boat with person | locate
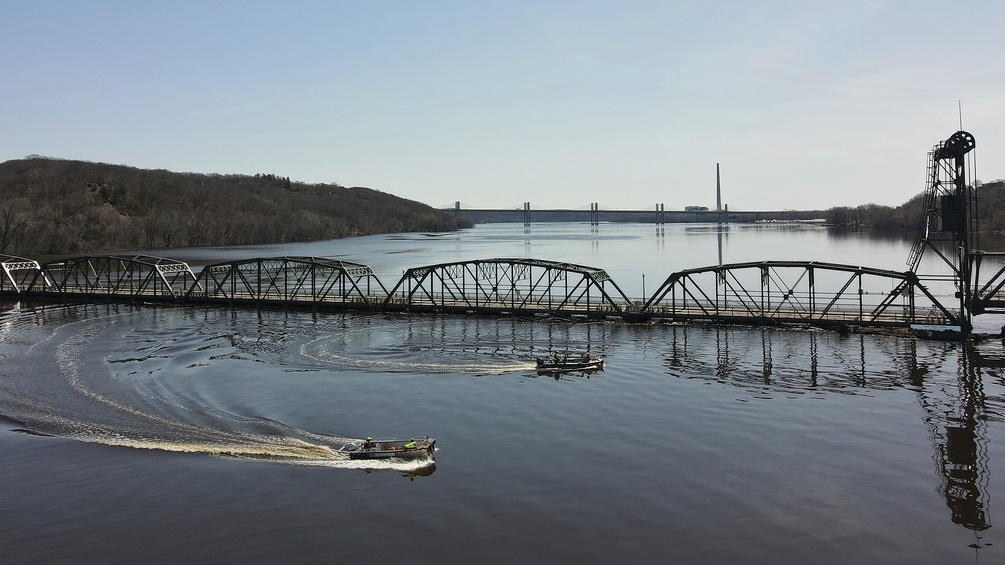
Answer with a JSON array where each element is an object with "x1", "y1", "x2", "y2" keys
[
  {"x1": 343, "y1": 436, "x2": 436, "y2": 460},
  {"x1": 535, "y1": 353, "x2": 605, "y2": 373}
]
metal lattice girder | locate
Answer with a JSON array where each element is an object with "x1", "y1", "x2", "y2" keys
[
  {"x1": 0, "y1": 254, "x2": 47, "y2": 294},
  {"x1": 970, "y1": 251, "x2": 1005, "y2": 314},
  {"x1": 643, "y1": 260, "x2": 959, "y2": 327},
  {"x1": 384, "y1": 257, "x2": 630, "y2": 314},
  {"x1": 189, "y1": 256, "x2": 388, "y2": 306},
  {"x1": 34, "y1": 255, "x2": 197, "y2": 299}
]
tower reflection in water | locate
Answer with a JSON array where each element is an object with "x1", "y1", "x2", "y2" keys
[{"x1": 663, "y1": 325, "x2": 996, "y2": 533}]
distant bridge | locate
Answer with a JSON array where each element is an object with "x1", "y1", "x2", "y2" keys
[
  {"x1": 0, "y1": 254, "x2": 974, "y2": 332},
  {"x1": 444, "y1": 207, "x2": 825, "y2": 225}
]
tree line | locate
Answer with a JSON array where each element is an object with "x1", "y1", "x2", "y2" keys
[
  {"x1": 822, "y1": 179, "x2": 1005, "y2": 233},
  {"x1": 0, "y1": 156, "x2": 471, "y2": 257}
]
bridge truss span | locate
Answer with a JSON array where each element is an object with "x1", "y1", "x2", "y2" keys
[
  {"x1": 0, "y1": 255, "x2": 48, "y2": 294},
  {"x1": 643, "y1": 261, "x2": 961, "y2": 328},
  {"x1": 188, "y1": 256, "x2": 389, "y2": 309},
  {"x1": 384, "y1": 258, "x2": 631, "y2": 317},
  {"x1": 33, "y1": 255, "x2": 198, "y2": 300}
]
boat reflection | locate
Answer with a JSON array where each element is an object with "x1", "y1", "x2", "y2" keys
[
  {"x1": 400, "y1": 463, "x2": 437, "y2": 481},
  {"x1": 359, "y1": 462, "x2": 437, "y2": 481}
]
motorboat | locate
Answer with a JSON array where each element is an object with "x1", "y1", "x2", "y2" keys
[
  {"x1": 536, "y1": 354, "x2": 605, "y2": 373},
  {"x1": 343, "y1": 436, "x2": 436, "y2": 460}
]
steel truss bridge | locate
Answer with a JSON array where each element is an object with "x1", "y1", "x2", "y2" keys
[
  {"x1": 383, "y1": 258, "x2": 630, "y2": 316},
  {"x1": 0, "y1": 254, "x2": 965, "y2": 331},
  {"x1": 15, "y1": 255, "x2": 198, "y2": 300},
  {"x1": 187, "y1": 256, "x2": 388, "y2": 310},
  {"x1": 643, "y1": 261, "x2": 959, "y2": 328},
  {"x1": 2, "y1": 130, "x2": 1001, "y2": 335},
  {"x1": 0, "y1": 255, "x2": 45, "y2": 295}
]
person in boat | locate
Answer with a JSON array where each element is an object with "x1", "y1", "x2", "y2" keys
[
  {"x1": 404, "y1": 439, "x2": 417, "y2": 450},
  {"x1": 362, "y1": 437, "x2": 374, "y2": 450}
]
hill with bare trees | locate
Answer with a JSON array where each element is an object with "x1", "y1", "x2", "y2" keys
[
  {"x1": 0, "y1": 156, "x2": 470, "y2": 256},
  {"x1": 824, "y1": 179, "x2": 1005, "y2": 233}
]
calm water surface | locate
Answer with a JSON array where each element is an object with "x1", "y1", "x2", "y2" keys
[{"x1": 3, "y1": 223, "x2": 1005, "y2": 564}]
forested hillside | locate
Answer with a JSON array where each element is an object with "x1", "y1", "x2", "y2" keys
[
  {"x1": 0, "y1": 157, "x2": 470, "y2": 256},
  {"x1": 824, "y1": 180, "x2": 1005, "y2": 233}
]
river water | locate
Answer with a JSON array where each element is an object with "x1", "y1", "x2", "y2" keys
[{"x1": 3, "y1": 222, "x2": 1005, "y2": 564}]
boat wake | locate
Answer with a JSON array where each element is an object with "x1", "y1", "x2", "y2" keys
[
  {"x1": 300, "y1": 323, "x2": 539, "y2": 374},
  {"x1": 0, "y1": 305, "x2": 436, "y2": 471},
  {"x1": 302, "y1": 347, "x2": 537, "y2": 374}
]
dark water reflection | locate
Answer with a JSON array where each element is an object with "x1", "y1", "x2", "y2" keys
[
  {"x1": 3, "y1": 302, "x2": 1005, "y2": 563},
  {"x1": 660, "y1": 323, "x2": 1004, "y2": 538}
]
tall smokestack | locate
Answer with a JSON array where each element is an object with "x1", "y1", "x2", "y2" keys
[{"x1": 716, "y1": 163, "x2": 722, "y2": 212}]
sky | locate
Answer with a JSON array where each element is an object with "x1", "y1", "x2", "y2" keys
[{"x1": 2, "y1": 1, "x2": 1003, "y2": 211}]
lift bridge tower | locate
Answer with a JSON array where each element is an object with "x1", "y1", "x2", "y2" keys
[{"x1": 908, "y1": 130, "x2": 981, "y2": 333}]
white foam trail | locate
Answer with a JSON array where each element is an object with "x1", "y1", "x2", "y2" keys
[
  {"x1": 300, "y1": 332, "x2": 537, "y2": 374},
  {"x1": 307, "y1": 351, "x2": 536, "y2": 374}
]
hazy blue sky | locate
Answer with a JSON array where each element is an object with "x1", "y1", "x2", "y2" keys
[{"x1": 2, "y1": 1, "x2": 1002, "y2": 211}]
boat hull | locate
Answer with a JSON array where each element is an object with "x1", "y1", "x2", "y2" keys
[
  {"x1": 536, "y1": 356, "x2": 605, "y2": 373},
  {"x1": 345, "y1": 438, "x2": 436, "y2": 460}
]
